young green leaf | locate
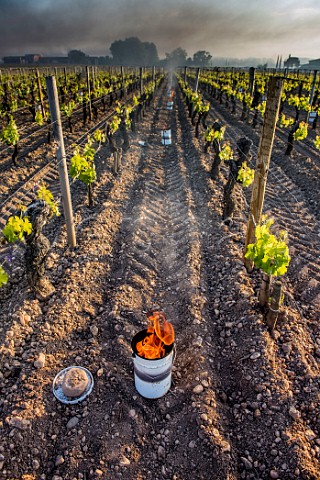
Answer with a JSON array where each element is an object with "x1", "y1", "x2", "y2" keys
[
  {"x1": 0, "y1": 116, "x2": 19, "y2": 146},
  {"x1": 37, "y1": 184, "x2": 60, "y2": 217},
  {"x1": 3, "y1": 215, "x2": 32, "y2": 243},
  {"x1": 0, "y1": 265, "x2": 8, "y2": 287},
  {"x1": 293, "y1": 121, "x2": 308, "y2": 141},
  {"x1": 237, "y1": 161, "x2": 254, "y2": 187},
  {"x1": 219, "y1": 143, "x2": 233, "y2": 161}
]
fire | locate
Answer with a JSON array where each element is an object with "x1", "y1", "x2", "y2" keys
[{"x1": 136, "y1": 311, "x2": 175, "y2": 359}]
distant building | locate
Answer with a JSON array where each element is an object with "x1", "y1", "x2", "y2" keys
[
  {"x1": 2, "y1": 54, "x2": 42, "y2": 65},
  {"x1": 2, "y1": 53, "x2": 112, "y2": 66},
  {"x1": 2, "y1": 56, "x2": 26, "y2": 65},
  {"x1": 283, "y1": 54, "x2": 300, "y2": 69},
  {"x1": 299, "y1": 58, "x2": 320, "y2": 70}
]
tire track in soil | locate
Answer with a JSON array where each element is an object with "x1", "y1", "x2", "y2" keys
[
  {"x1": 175, "y1": 84, "x2": 320, "y2": 479},
  {"x1": 204, "y1": 92, "x2": 320, "y2": 316},
  {"x1": 86, "y1": 82, "x2": 238, "y2": 478}
]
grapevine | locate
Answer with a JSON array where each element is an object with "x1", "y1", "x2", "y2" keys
[
  {"x1": 2, "y1": 213, "x2": 33, "y2": 243},
  {"x1": 293, "y1": 121, "x2": 308, "y2": 141},
  {"x1": 0, "y1": 116, "x2": 19, "y2": 146},
  {"x1": 0, "y1": 185, "x2": 60, "y2": 288},
  {"x1": 256, "y1": 101, "x2": 266, "y2": 116},
  {"x1": 245, "y1": 217, "x2": 291, "y2": 277},
  {"x1": 93, "y1": 129, "x2": 106, "y2": 144},
  {"x1": 205, "y1": 125, "x2": 225, "y2": 143},
  {"x1": 61, "y1": 100, "x2": 75, "y2": 132},
  {"x1": 223, "y1": 137, "x2": 253, "y2": 220},
  {"x1": 237, "y1": 161, "x2": 254, "y2": 187},
  {"x1": 245, "y1": 216, "x2": 291, "y2": 308},
  {"x1": 35, "y1": 108, "x2": 44, "y2": 126},
  {"x1": 69, "y1": 130, "x2": 106, "y2": 207},
  {"x1": 219, "y1": 143, "x2": 233, "y2": 161},
  {"x1": 279, "y1": 114, "x2": 294, "y2": 128},
  {"x1": 110, "y1": 115, "x2": 121, "y2": 134},
  {"x1": 70, "y1": 145, "x2": 97, "y2": 185},
  {"x1": 37, "y1": 183, "x2": 60, "y2": 217}
]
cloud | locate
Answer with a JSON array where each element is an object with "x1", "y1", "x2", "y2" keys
[{"x1": 0, "y1": 0, "x2": 319, "y2": 59}]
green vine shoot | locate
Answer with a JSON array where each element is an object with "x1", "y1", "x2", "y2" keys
[{"x1": 245, "y1": 216, "x2": 291, "y2": 308}]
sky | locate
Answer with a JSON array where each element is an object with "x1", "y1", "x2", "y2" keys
[{"x1": 0, "y1": 0, "x2": 319, "y2": 62}]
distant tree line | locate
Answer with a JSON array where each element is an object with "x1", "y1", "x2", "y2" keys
[
  {"x1": 68, "y1": 37, "x2": 213, "y2": 67},
  {"x1": 110, "y1": 37, "x2": 159, "y2": 66}
]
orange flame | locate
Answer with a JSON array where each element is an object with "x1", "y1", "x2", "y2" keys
[{"x1": 136, "y1": 311, "x2": 175, "y2": 359}]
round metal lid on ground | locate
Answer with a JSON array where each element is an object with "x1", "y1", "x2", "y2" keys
[{"x1": 52, "y1": 366, "x2": 94, "y2": 404}]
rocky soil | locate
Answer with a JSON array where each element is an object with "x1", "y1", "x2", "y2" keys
[{"x1": 0, "y1": 77, "x2": 319, "y2": 480}]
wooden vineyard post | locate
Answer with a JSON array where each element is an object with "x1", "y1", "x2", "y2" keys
[
  {"x1": 36, "y1": 69, "x2": 46, "y2": 121},
  {"x1": 195, "y1": 67, "x2": 200, "y2": 93},
  {"x1": 244, "y1": 76, "x2": 283, "y2": 271},
  {"x1": 46, "y1": 76, "x2": 77, "y2": 248},
  {"x1": 91, "y1": 66, "x2": 95, "y2": 91},
  {"x1": 249, "y1": 67, "x2": 255, "y2": 96},
  {"x1": 140, "y1": 67, "x2": 144, "y2": 96},
  {"x1": 184, "y1": 66, "x2": 187, "y2": 83},
  {"x1": 121, "y1": 66, "x2": 125, "y2": 91},
  {"x1": 307, "y1": 70, "x2": 318, "y2": 123},
  {"x1": 309, "y1": 70, "x2": 318, "y2": 106},
  {"x1": 86, "y1": 66, "x2": 92, "y2": 121}
]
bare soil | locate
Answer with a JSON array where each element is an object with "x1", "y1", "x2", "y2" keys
[{"x1": 0, "y1": 78, "x2": 319, "y2": 480}]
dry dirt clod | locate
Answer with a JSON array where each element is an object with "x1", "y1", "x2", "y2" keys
[
  {"x1": 67, "y1": 416, "x2": 79, "y2": 429},
  {"x1": 193, "y1": 384, "x2": 204, "y2": 394},
  {"x1": 119, "y1": 456, "x2": 130, "y2": 466},
  {"x1": 270, "y1": 470, "x2": 279, "y2": 479},
  {"x1": 34, "y1": 353, "x2": 46, "y2": 369},
  {"x1": 288, "y1": 406, "x2": 301, "y2": 420},
  {"x1": 90, "y1": 325, "x2": 99, "y2": 336},
  {"x1": 250, "y1": 352, "x2": 261, "y2": 360},
  {"x1": 157, "y1": 445, "x2": 166, "y2": 458},
  {"x1": 55, "y1": 455, "x2": 65, "y2": 466},
  {"x1": 241, "y1": 457, "x2": 253, "y2": 470},
  {"x1": 9, "y1": 417, "x2": 31, "y2": 431}
]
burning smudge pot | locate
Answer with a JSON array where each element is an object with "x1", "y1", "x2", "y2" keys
[{"x1": 131, "y1": 311, "x2": 175, "y2": 399}]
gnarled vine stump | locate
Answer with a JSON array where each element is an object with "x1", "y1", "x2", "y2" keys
[
  {"x1": 24, "y1": 200, "x2": 54, "y2": 299},
  {"x1": 107, "y1": 125, "x2": 122, "y2": 175},
  {"x1": 209, "y1": 122, "x2": 223, "y2": 180},
  {"x1": 223, "y1": 137, "x2": 252, "y2": 220}
]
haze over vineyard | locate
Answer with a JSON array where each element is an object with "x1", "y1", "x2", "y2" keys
[{"x1": 0, "y1": 0, "x2": 319, "y2": 63}]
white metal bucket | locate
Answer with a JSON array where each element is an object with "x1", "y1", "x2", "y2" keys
[
  {"x1": 131, "y1": 329, "x2": 175, "y2": 399},
  {"x1": 161, "y1": 129, "x2": 172, "y2": 145}
]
